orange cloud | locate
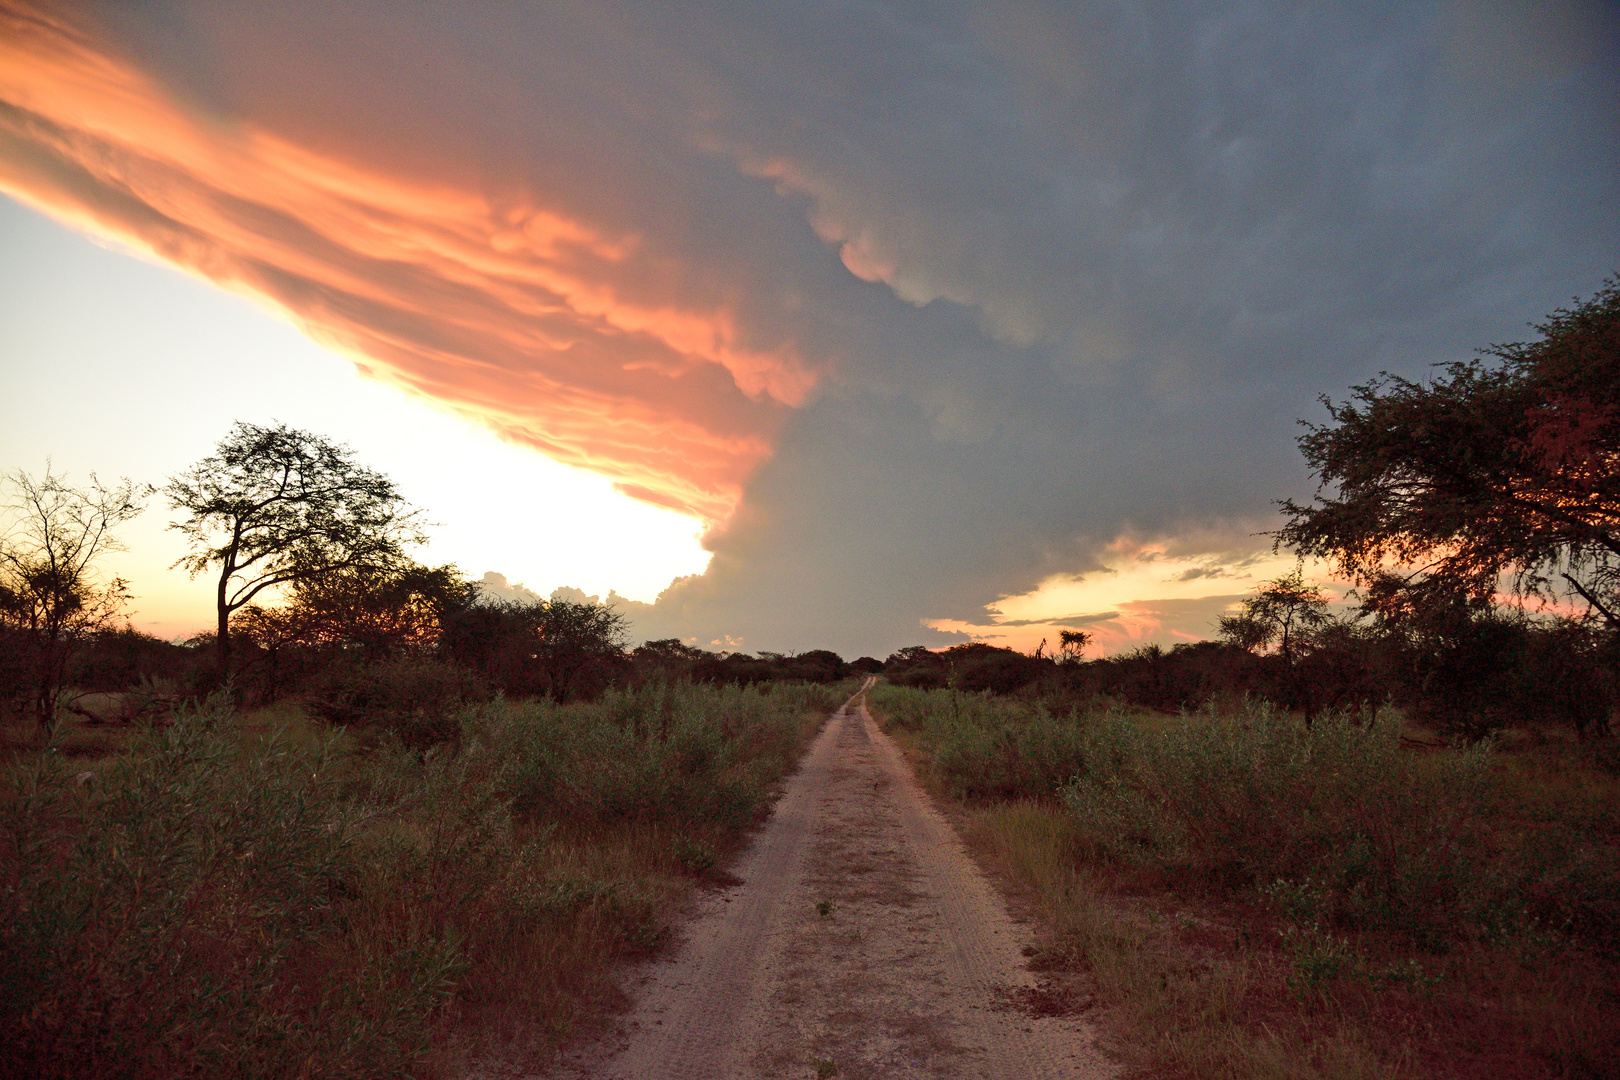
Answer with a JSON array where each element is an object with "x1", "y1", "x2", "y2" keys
[{"x1": 0, "y1": 2, "x2": 815, "y2": 523}]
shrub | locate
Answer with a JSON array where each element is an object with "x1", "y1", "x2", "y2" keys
[
  {"x1": 2, "y1": 677, "x2": 845, "y2": 1078},
  {"x1": 305, "y1": 655, "x2": 489, "y2": 747},
  {"x1": 476, "y1": 681, "x2": 832, "y2": 832},
  {"x1": 867, "y1": 683, "x2": 1088, "y2": 801},
  {"x1": 0, "y1": 697, "x2": 460, "y2": 1080},
  {"x1": 1060, "y1": 701, "x2": 1495, "y2": 946}
]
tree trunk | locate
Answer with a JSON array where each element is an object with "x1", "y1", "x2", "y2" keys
[{"x1": 216, "y1": 577, "x2": 233, "y2": 676}]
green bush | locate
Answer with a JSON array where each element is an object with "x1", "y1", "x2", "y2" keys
[
  {"x1": 474, "y1": 680, "x2": 834, "y2": 831},
  {"x1": 1060, "y1": 701, "x2": 1494, "y2": 947},
  {"x1": 0, "y1": 697, "x2": 460, "y2": 1080},
  {"x1": 868, "y1": 683, "x2": 1089, "y2": 801},
  {"x1": 1, "y1": 678, "x2": 845, "y2": 1078},
  {"x1": 305, "y1": 655, "x2": 489, "y2": 747}
]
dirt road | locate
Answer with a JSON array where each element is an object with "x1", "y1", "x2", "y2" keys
[{"x1": 550, "y1": 686, "x2": 1113, "y2": 1079}]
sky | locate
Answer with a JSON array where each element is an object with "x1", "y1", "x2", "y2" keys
[{"x1": 1, "y1": 0, "x2": 1616, "y2": 658}]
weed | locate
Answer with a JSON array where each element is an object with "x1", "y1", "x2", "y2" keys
[
  {"x1": 1281, "y1": 923, "x2": 1358, "y2": 1000},
  {"x1": 674, "y1": 835, "x2": 717, "y2": 874},
  {"x1": 0, "y1": 678, "x2": 847, "y2": 1078},
  {"x1": 816, "y1": 899, "x2": 835, "y2": 917},
  {"x1": 869, "y1": 683, "x2": 1620, "y2": 1080}
]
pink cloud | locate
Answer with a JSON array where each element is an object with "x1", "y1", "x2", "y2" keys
[{"x1": 0, "y1": 2, "x2": 818, "y2": 523}]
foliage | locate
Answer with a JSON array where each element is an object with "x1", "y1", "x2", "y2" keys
[
  {"x1": 479, "y1": 680, "x2": 838, "y2": 830},
  {"x1": 1, "y1": 697, "x2": 460, "y2": 1079},
  {"x1": 881, "y1": 642, "x2": 1048, "y2": 693},
  {"x1": 1061, "y1": 701, "x2": 1501, "y2": 947},
  {"x1": 1057, "y1": 629, "x2": 1091, "y2": 662},
  {"x1": 690, "y1": 649, "x2": 851, "y2": 686},
  {"x1": 441, "y1": 596, "x2": 629, "y2": 702},
  {"x1": 305, "y1": 656, "x2": 490, "y2": 748},
  {"x1": 0, "y1": 467, "x2": 146, "y2": 727},
  {"x1": 630, "y1": 638, "x2": 708, "y2": 683},
  {"x1": 1277, "y1": 278, "x2": 1620, "y2": 629},
  {"x1": 165, "y1": 422, "x2": 425, "y2": 670},
  {"x1": 1, "y1": 680, "x2": 841, "y2": 1078},
  {"x1": 1216, "y1": 565, "x2": 1331, "y2": 663},
  {"x1": 868, "y1": 683, "x2": 1090, "y2": 801},
  {"x1": 233, "y1": 561, "x2": 476, "y2": 658}
]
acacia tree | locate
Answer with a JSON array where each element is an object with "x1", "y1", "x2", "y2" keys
[
  {"x1": 235, "y1": 561, "x2": 475, "y2": 656},
  {"x1": 440, "y1": 595, "x2": 629, "y2": 702},
  {"x1": 1217, "y1": 566, "x2": 1332, "y2": 663},
  {"x1": 0, "y1": 466, "x2": 146, "y2": 727},
  {"x1": 166, "y1": 422, "x2": 425, "y2": 671},
  {"x1": 1277, "y1": 278, "x2": 1620, "y2": 627}
]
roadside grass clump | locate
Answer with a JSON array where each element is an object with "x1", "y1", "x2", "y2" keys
[
  {"x1": 1, "y1": 694, "x2": 458, "y2": 1080},
  {"x1": 870, "y1": 683, "x2": 1088, "y2": 801},
  {"x1": 2, "y1": 679, "x2": 845, "y2": 1079},
  {"x1": 483, "y1": 680, "x2": 829, "y2": 835},
  {"x1": 1061, "y1": 700, "x2": 1496, "y2": 947},
  {"x1": 869, "y1": 683, "x2": 1620, "y2": 1080}
]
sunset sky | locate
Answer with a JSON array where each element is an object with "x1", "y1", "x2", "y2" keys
[{"x1": 2, "y1": 0, "x2": 1617, "y2": 658}]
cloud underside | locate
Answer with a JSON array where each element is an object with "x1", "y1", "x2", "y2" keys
[
  {"x1": 2, "y1": 0, "x2": 1615, "y2": 654},
  {"x1": 0, "y1": 4, "x2": 808, "y2": 522}
]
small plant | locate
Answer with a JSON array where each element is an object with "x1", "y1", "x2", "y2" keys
[
  {"x1": 1282, "y1": 924, "x2": 1358, "y2": 1000},
  {"x1": 1379, "y1": 956, "x2": 1443, "y2": 998},
  {"x1": 816, "y1": 899, "x2": 835, "y2": 917},
  {"x1": 811, "y1": 1056, "x2": 839, "y2": 1078},
  {"x1": 1261, "y1": 876, "x2": 1328, "y2": 925},
  {"x1": 674, "y1": 835, "x2": 717, "y2": 874}
]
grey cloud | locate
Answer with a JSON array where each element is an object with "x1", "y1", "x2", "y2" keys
[{"x1": 17, "y1": 0, "x2": 1619, "y2": 656}]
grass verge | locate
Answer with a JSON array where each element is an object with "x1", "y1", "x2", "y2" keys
[
  {"x1": 868, "y1": 683, "x2": 1620, "y2": 1080},
  {"x1": 1, "y1": 679, "x2": 846, "y2": 1079}
]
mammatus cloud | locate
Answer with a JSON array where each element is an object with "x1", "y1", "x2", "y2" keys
[{"x1": 1, "y1": 0, "x2": 1615, "y2": 656}]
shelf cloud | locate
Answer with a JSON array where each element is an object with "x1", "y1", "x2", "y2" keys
[{"x1": 2, "y1": 0, "x2": 1616, "y2": 654}]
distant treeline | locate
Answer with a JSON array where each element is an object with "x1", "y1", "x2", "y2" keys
[
  {"x1": 0, "y1": 574, "x2": 887, "y2": 744},
  {"x1": 883, "y1": 617, "x2": 1615, "y2": 741}
]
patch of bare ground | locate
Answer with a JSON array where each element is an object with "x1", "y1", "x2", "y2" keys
[{"x1": 547, "y1": 691, "x2": 1113, "y2": 1079}]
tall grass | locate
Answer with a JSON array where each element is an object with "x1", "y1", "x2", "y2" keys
[
  {"x1": 867, "y1": 683, "x2": 1620, "y2": 1078},
  {"x1": 1061, "y1": 701, "x2": 1496, "y2": 948},
  {"x1": 873, "y1": 683, "x2": 1088, "y2": 801},
  {"x1": 1, "y1": 680, "x2": 843, "y2": 1079}
]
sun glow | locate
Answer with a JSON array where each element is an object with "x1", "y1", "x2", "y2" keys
[
  {"x1": 0, "y1": 7, "x2": 814, "y2": 526},
  {"x1": 925, "y1": 538, "x2": 1326, "y2": 656}
]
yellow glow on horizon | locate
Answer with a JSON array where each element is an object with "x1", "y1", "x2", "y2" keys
[{"x1": 925, "y1": 539, "x2": 1336, "y2": 656}]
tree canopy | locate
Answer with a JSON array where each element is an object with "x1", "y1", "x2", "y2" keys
[
  {"x1": 0, "y1": 466, "x2": 145, "y2": 725},
  {"x1": 1277, "y1": 279, "x2": 1620, "y2": 628},
  {"x1": 1216, "y1": 565, "x2": 1332, "y2": 662},
  {"x1": 166, "y1": 422, "x2": 425, "y2": 668}
]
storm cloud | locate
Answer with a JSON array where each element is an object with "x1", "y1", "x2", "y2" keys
[{"x1": 2, "y1": 0, "x2": 1615, "y2": 655}]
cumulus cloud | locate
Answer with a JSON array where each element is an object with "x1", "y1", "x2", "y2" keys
[{"x1": 2, "y1": 0, "x2": 1615, "y2": 655}]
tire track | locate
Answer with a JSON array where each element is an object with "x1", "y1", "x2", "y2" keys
[{"x1": 549, "y1": 685, "x2": 1112, "y2": 1079}]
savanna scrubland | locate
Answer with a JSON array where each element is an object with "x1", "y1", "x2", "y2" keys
[{"x1": 1, "y1": 283, "x2": 1616, "y2": 1078}]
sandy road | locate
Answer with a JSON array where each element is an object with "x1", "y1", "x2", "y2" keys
[{"x1": 550, "y1": 685, "x2": 1112, "y2": 1079}]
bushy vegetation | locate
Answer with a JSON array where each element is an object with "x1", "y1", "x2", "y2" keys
[
  {"x1": 871, "y1": 684, "x2": 1088, "y2": 801},
  {"x1": 1, "y1": 680, "x2": 843, "y2": 1079},
  {"x1": 868, "y1": 683, "x2": 1620, "y2": 1077}
]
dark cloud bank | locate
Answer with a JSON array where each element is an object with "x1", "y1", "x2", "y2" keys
[{"x1": 3, "y1": 0, "x2": 1617, "y2": 655}]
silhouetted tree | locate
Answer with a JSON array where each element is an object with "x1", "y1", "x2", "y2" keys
[
  {"x1": 1278, "y1": 278, "x2": 1620, "y2": 630},
  {"x1": 1057, "y1": 629, "x2": 1092, "y2": 663},
  {"x1": 235, "y1": 562, "x2": 474, "y2": 656},
  {"x1": 1217, "y1": 565, "x2": 1332, "y2": 665},
  {"x1": 631, "y1": 638, "x2": 708, "y2": 683},
  {"x1": 0, "y1": 466, "x2": 145, "y2": 727},
  {"x1": 441, "y1": 595, "x2": 629, "y2": 701},
  {"x1": 166, "y1": 422, "x2": 425, "y2": 672}
]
